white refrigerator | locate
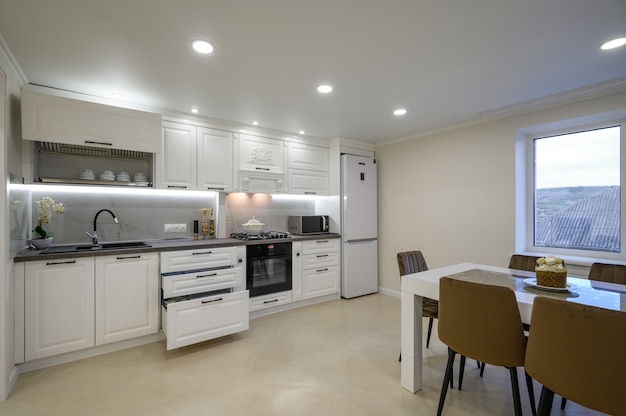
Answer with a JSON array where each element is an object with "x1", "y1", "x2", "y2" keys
[{"x1": 341, "y1": 154, "x2": 378, "y2": 298}]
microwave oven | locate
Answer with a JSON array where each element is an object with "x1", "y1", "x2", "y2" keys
[{"x1": 288, "y1": 215, "x2": 329, "y2": 235}]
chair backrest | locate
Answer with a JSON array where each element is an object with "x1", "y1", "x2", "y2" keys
[
  {"x1": 508, "y1": 254, "x2": 540, "y2": 272},
  {"x1": 438, "y1": 277, "x2": 526, "y2": 366},
  {"x1": 397, "y1": 250, "x2": 428, "y2": 277},
  {"x1": 525, "y1": 297, "x2": 626, "y2": 415},
  {"x1": 588, "y1": 262, "x2": 626, "y2": 284}
]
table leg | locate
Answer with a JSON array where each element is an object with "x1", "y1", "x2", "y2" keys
[{"x1": 401, "y1": 292, "x2": 423, "y2": 392}]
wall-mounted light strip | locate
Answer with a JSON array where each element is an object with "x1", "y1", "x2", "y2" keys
[{"x1": 10, "y1": 184, "x2": 217, "y2": 198}]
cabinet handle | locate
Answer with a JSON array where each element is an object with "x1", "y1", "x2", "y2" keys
[
  {"x1": 316, "y1": 268, "x2": 329, "y2": 273},
  {"x1": 201, "y1": 297, "x2": 223, "y2": 304},
  {"x1": 46, "y1": 260, "x2": 77, "y2": 266},
  {"x1": 84, "y1": 140, "x2": 113, "y2": 146},
  {"x1": 206, "y1": 187, "x2": 225, "y2": 191},
  {"x1": 192, "y1": 251, "x2": 212, "y2": 256},
  {"x1": 316, "y1": 240, "x2": 328, "y2": 243},
  {"x1": 197, "y1": 273, "x2": 218, "y2": 278},
  {"x1": 316, "y1": 254, "x2": 329, "y2": 258},
  {"x1": 255, "y1": 167, "x2": 270, "y2": 171},
  {"x1": 304, "y1": 192, "x2": 317, "y2": 195},
  {"x1": 263, "y1": 299, "x2": 279, "y2": 304},
  {"x1": 167, "y1": 185, "x2": 188, "y2": 189},
  {"x1": 117, "y1": 255, "x2": 141, "y2": 260}
]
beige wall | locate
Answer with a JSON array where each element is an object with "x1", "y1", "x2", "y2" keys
[{"x1": 376, "y1": 90, "x2": 626, "y2": 294}]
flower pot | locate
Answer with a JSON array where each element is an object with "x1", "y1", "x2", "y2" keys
[{"x1": 30, "y1": 237, "x2": 53, "y2": 250}]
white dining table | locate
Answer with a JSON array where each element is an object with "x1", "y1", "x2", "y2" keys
[{"x1": 400, "y1": 262, "x2": 626, "y2": 393}]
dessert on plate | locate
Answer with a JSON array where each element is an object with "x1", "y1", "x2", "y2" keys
[{"x1": 535, "y1": 255, "x2": 567, "y2": 288}]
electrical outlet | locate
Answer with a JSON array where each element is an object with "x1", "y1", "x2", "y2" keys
[{"x1": 164, "y1": 223, "x2": 188, "y2": 233}]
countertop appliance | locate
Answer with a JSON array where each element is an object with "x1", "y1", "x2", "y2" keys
[
  {"x1": 341, "y1": 154, "x2": 378, "y2": 298},
  {"x1": 288, "y1": 215, "x2": 329, "y2": 235},
  {"x1": 231, "y1": 231, "x2": 290, "y2": 240}
]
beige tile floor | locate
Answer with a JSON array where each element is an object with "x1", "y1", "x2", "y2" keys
[{"x1": 1, "y1": 294, "x2": 606, "y2": 415}]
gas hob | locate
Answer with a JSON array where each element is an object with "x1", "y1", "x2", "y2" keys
[{"x1": 230, "y1": 231, "x2": 290, "y2": 241}]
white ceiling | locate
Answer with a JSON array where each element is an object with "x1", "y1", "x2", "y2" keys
[{"x1": 1, "y1": 0, "x2": 625, "y2": 144}]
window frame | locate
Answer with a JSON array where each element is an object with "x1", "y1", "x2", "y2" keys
[{"x1": 516, "y1": 116, "x2": 626, "y2": 263}]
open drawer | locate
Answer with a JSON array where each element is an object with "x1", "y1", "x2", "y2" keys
[{"x1": 162, "y1": 290, "x2": 249, "y2": 350}]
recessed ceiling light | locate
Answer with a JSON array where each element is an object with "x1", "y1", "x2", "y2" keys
[
  {"x1": 190, "y1": 107, "x2": 199, "y2": 113},
  {"x1": 192, "y1": 40, "x2": 214, "y2": 54},
  {"x1": 299, "y1": 130, "x2": 305, "y2": 135},
  {"x1": 112, "y1": 92, "x2": 124, "y2": 99},
  {"x1": 252, "y1": 121, "x2": 259, "y2": 126},
  {"x1": 317, "y1": 85, "x2": 333, "y2": 94},
  {"x1": 394, "y1": 108, "x2": 407, "y2": 116},
  {"x1": 600, "y1": 37, "x2": 626, "y2": 50}
]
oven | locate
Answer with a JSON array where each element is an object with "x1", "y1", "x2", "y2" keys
[{"x1": 246, "y1": 241, "x2": 292, "y2": 297}]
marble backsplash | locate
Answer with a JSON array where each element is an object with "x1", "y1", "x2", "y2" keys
[{"x1": 10, "y1": 186, "x2": 319, "y2": 247}]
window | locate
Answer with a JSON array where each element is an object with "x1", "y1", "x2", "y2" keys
[
  {"x1": 534, "y1": 126, "x2": 620, "y2": 253},
  {"x1": 518, "y1": 116, "x2": 626, "y2": 261}
]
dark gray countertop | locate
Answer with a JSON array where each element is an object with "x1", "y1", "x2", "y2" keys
[{"x1": 14, "y1": 233, "x2": 341, "y2": 262}]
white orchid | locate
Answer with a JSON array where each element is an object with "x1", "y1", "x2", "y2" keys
[{"x1": 33, "y1": 197, "x2": 64, "y2": 239}]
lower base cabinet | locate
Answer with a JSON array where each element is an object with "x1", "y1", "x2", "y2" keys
[
  {"x1": 162, "y1": 290, "x2": 249, "y2": 350},
  {"x1": 25, "y1": 258, "x2": 96, "y2": 361},
  {"x1": 23, "y1": 252, "x2": 160, "y2": 361},
  {"x1": 95, "y1": 253, "x2": 159, "y2": 345}
]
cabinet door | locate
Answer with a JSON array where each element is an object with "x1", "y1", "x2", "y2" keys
[
  {"x1": 158, "y1": 121, "x2": 197, "y2": 189},
  {"x1": 288, "y1": 169, "x2": 329, "y2": 195},
  {"x1": 21, "y1": 89, "x2": 161, "y2": 152},
  {"x1": 197, "y1": 127, "x2": 233, "y2": 191},
  {"x1": 239, "y1": 134, "x2": 285, "y2": 174},
  {"x1": 288, "y1": 142, "x2": 329, "y2": 171},
  {"x1": 25, "y1": 258, "x2": 95, "y2": 361},
  {"x1": 95, "y1": 253, "x2": 159, "y2": 345},
  {"x1": 160, "y1": 246, "x2": 241, "y2": 274},
  {"x1": 303, "y1": 266, "x2": 340, "y2": 299}
]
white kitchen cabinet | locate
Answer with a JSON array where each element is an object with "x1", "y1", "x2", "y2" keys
[
  {"x1": 24, "y1": 258, "x2": 95, "y2": 361},
  {"x1": 95, "y1": 253, "x2": 159, "y2": 345},
  {"x1": 160, "y1": 246, "x2": 240, "y2": 274},
  {"x1": 301, "y1": 238, "x2": 340, "y2": 299},
  {"x1": 288, "y1": 142, "x2": 329, "y2": 172},
  {"x1": 162, "y1": 290, "x2": 249, "y2": 350},
  {"x1": 157, "y1": 121, "x2": 233, "y2": 191},
  {"x1": 239, "y1": 134, "x2": 285, "y2": 174},
  {"x1": 249, "y1": 291, "x2": 293, "y2": 312},
  {"x1": 287, "y1": 169, "x2": 330, "y2": 195},
  {"x1": 287, "y1": 142, "x2": 330, "y2": 195},
  {"x1": 21, "y1": 89, "x2": 161, "y2": 153},
  {"x1": 197, "y1": 127, "x2": 233, "y2": 191},
  {"x1": 158, "y1": 121, "x2": 197, "y2": 189},
  {"x1": 160, "y1": 245, "x2": 248, "y2": 350}
]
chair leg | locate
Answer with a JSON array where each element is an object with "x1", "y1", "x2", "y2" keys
[
  {"x1": 560, "y1": 396, "x2": 567, "y2": 409},
  {"x1": 479, "y1": 361, "x2": 486, "y2": 377},
  {"x1": 525, "y1": 371, "x2": 537, "y2": 416},
  {"x1": 437, "y1": 347, "x2": 456, "y2": 416},
  {"x1": 537, "y1": 386, "x2": 555, "y2": 416},
  {"x1": 398, "y1": 352, "x2": 401, "y2": 362},
  {"x1": 508, "y1": 367, "x2": 523, "y2": 416},
  {"x1": 426, "y1": 317, "x2": 434, "y2": 348},
  {"x1": 459, "y1": 355, "x2": 466, "y2": 391}
]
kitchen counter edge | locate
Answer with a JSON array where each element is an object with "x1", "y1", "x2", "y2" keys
[{"x1": 13, "y1": 234, "x2": 342, "y2": 262}]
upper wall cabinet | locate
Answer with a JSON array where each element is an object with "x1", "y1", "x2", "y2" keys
[
  {"x1": 239, "y1": 134, "x2": 285, "y2": 174},
  {"x1": 21, "y1": 89, "x2": 161, "y2": 153},
  {"x1": 287, "y1": 142, "x2": 330, "y2": 195},
  {"x1": 157, "y1": 121, "x2": 233, "y2": 191}
]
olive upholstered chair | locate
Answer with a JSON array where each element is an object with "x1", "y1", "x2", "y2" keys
[
  {"x1": 437, "y1": 277, "x2": 536, "y2": 416},
  {"x1": 588, "y1": 262, "x2": 626, "y2": 284},
  {"x1": 508, "y1": 254, "x2": 541, "y2": 271},
  {"x1": 396, "y1": 251, "x2": 437, "y2": 348},
  {"x1": 525, "y1": 296, "x2": 626, "y2": 415}
]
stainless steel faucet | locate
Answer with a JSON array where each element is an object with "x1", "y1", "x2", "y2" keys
[{"x1": 86, "y1": 209, "x2": 118, "y2": 246}]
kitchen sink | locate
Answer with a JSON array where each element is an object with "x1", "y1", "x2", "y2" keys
[{"x1": 41, "y1": 241, "x2": 151, "y2": 254}]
